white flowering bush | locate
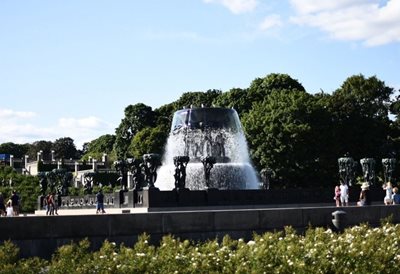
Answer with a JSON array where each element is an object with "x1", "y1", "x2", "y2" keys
[{"x1": 2, "y1": 222, "x2": 400, "y2": 273}]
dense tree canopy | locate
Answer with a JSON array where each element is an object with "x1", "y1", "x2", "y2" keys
[
  {"x1": 114, "y1": 103, "x2": 156, "y2": 159},
  {"x1": 1, "y1": 73, "x2": 398, "y2": 188}
]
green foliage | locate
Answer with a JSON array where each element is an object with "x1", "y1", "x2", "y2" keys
[
  {"x1": 27, "y1": 140, "x2": 53, "y2": 161},
  {"x1": 243, "y1": 89, "x2": 323, "y2": 187},
  {"x1": 81, "y1": 134, "x2": 116, "y2": 161},
  {"x1": 212, "y1": 87, "x2": 252, "y2": 116},
  {"x1": 0, "y1": 166, "x2": 40, "y2": 213},
  {"x1": 173, "y1": 89, "x2": 222, "y2": 109},
  {"x1": 3, "y1": 224, "x2": 400, "y2": 273},
  {"x1": 0, "y1": 142, "x2": 29, "y2": 158},
  {"x1": 114, "y1": 103, "x2": 156, "y2": 159},
  {"x1": 129, "y1": 126, "x2": 169, "y2": 158},
  {"x1": 53, "y1": 137, "x2": 78, "y2": 160}
]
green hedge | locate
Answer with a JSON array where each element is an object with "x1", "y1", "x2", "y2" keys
[{"x1": 2, "y1": 222, "x2": 400, "y2": 273}]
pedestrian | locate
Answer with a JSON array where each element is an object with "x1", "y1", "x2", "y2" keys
[
  {"x1": 334, "y1": 184, "x2": 341, "y2": 207},
  {"x1": 392, "y1": 187, "x2": 400, "y2": 205},
  {"x1": 357, "y1": 182, "x2": 371, "y2": 206},
  {"x1": 6, "y1": 199, "x2": 14, "y2": 217},
  {"x1": 0, "y1": 192, "x2": 5, "y2": 216},
  {"x1": 10, "y1": 190, "x2": 20, "y2": 216},
  {"x1": 96, "y1": 189, "x2": 106, "y2": 214},
  {"x1": 383, "y1": 182, "x2": 393, "y2": 205},
  {"x1": 340, "y1": 183, "x2": 349, "y2": 206}
]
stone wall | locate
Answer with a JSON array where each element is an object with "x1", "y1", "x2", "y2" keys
[{"x1": 1, "y1": 204, "x2": 399, "y2": 258}]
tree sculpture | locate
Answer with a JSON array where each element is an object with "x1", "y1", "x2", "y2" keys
[
  {"x1": 201, "y1": 156, "x2": 216, "y2": 189},
  {"x1": 142, "y1": 154, "x2": 161, "y2": 188},
  {"x1": 338, "y1": 156, "x2": 357, "y2": 186},
  {"x1": 173, "y1": 156, "x2": 190, "y2": 189},
  {"x1": 382, "y1": 158, "x2": 396, "y2": 184},
  {"x1": 360, "y1": 158, "x2": 376, "y2": 185}
]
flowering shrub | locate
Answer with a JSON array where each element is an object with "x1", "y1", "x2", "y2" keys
[{"x1": 2, "y1": 223, "x2": 400, "y2": 273}]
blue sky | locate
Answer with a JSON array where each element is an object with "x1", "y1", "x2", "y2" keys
[{"x1": 1, "y1": 0, "x2": 399, "y2": 149}]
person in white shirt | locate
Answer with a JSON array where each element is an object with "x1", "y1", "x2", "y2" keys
[{"x1": 339, "y1": 183, "x2": 349, "y2": 206}]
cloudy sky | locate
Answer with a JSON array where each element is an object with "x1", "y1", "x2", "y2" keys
[{"x1": 1, "y1": 0, "x2": 399, "y2": 149}]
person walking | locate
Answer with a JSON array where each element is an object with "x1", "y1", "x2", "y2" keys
[{"x1": 96, "y1": 189, "x2": 106, "y2": 214}]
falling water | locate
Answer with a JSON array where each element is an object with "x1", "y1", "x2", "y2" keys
[{"x1": 155, "y1": 108, "x2": 259, "y2": 190}]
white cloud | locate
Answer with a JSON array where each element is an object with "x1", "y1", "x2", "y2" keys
[
  {"x1": 58, "y1": 116, "x2": 109, "y2": 129},
  {"x1": 290, "y1": 0, "x2": 400, "y2": 46},
  {"x1": 0, "y1": 108, "x2": 37, "y2": 119},
  {"x1": 259, "y1": 14, "x2": 283, "y2": 31},
  {"x1": 0, "y1": 108, "x2": 113, "y2": 149},
  {"x1": 204, "y1": 0, "x2": 258, "y2": 14}
]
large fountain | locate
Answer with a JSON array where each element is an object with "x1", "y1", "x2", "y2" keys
[{"x1": 156, "y1": 107, "x2": 259, "y2": 190}]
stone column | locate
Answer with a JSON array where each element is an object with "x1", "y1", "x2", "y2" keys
[
  {"x1": 75, "y1": 161, "x2": 79, "y2": 174},
  {"x1": 57, "y1": 160, "x2": 62, "y2": 169},
  {"x1": 51, "y1": 150, "x2": 55, "y2": 162},
  {"x1": 24, "y1": 155, "x2": 29, "y2": 166},
  {"x1": 37, "y1": 152, "x2": 41, "y2": 162},
  {"x1": 102, "y1": 153, "x2": 108, "y2": 163},
  {"x1": 9, "y1": 155, "x2": 14, "y2": 167},
  {"x1": 92, "y1": 159, "x2": 97, "y2": 172},
  {"x1": 88, "y1": 156, "x2": 93, "y2": 163}
]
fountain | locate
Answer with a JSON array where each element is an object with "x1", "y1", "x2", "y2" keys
[{"x1": 156, "y1": 107, "x2": 259, "y2": 190}]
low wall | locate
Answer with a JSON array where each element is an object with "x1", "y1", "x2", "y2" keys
[{"x1": 1, "y1": 204, "x2": 399, "y2": 258}]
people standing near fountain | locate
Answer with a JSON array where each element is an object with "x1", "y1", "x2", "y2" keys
[
  {"x1": 357, "y1": 182, "x2": 371, "y2": 206},
  {"x1": 0, "y1": 192, "x2": 5, "y2": 216},
  {"x1": 96, "y1": 189, "x2": 106, "y2": 214},
  {"x1": 10, "y1": 190, "x2": 20, "y2": 216},
  {"x1": 392, "y1": 187, "x2": 400, "y2": 204},
  {"x1": 334, "y1": 184, "x2": 341, "y2": 207},
  {"x1": 339, "y1": 183, "x2": 349, "y2": 206},
  {"x1": 383, "y1": 182, "x2": 393, "y2": 205}
]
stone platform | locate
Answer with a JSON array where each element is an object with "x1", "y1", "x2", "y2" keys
[{"x1": 2, "y1": 203, "x2": 399, "y2": 259}]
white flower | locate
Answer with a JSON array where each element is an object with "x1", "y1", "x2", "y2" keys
[
  {"x1": 247, "y1": 241, "x2": 256, "y2": 246},
  {"x1": 136, "y1": 253, "x2": 146, "y2": 257}
]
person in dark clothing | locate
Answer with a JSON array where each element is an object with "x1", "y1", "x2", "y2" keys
[
  {"x1": 96, "y1": 189, "x2": 106, "y2": 214},
  {"x1": 10, "y1": 190, "x2": 20, "y2": 216},
  {"x1": 357, "y1": 182, "x2": 371, "y2": 206}
]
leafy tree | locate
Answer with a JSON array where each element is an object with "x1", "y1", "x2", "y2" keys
[
  {"x1": 129, "y1": 125, "x2": 169, "y2": 158},
  {"x1": 248, "y1": 73, "x2": 305, "y2": 104},
  {"x1": 326, "y1": 75, "x2": 393, "y2": 160},
  {"x1": 53, "y1": 137, "x2": 77, "y2": 160},
  {"x1": 172, "y1": 89, "x2": 222, "y2": 110},
  {"x1": 212, "y1": 88, "x2": 252, "y2": 116},
  {"x1": 242, "y1": 89, "x2": 322, "y2": 187},
  {"x1": 114, "y1": 103, "x2": 156, "y2": 159},
  {"x1": 82, "y1": 134, "x2": 116, "y2": 161},
  {"x1": 27, "y1": 140, "x2": 53, "y2": 160},
  {"x1": 0, "y1": 142, "x2": 29, "y2": 158}
]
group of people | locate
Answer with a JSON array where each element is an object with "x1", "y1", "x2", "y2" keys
[
  {"x1": 43, "y1": 192, "x2": 58, "y2": 215},
  {"x1": 382, "y1": 181, "x2": 400, "y2": 205},
  {"x1": 334, "y1": 181, "x2": 400, "y2": 207},
  {"x1": 0, "y1": 190, "x2": 20, "y2": 217}
]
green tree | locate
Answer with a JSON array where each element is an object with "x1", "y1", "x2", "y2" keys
[
  {"x1": 114, "y1": 103, "x2": 156, "y2": 159},
  {"x1": 173, "y1": 89, "x2": 222, "y2": 110},
  {"x1": 212, "y1": 88, "x2": 251, "y2": 116},
  {"x1": 82, "y1": 134, "x2": 116, "y2": 161},
  {"x1": 53, "y1": 137, "x2": 77, "y2": 160},
  {"x1": 0, "y1": 142, "x2": 29, "y2": 158},
  {"x1": 326, "y1": 74, "x2": 393, "y2": 160},
  {"x1": 27, "y1": 140, "x2": 53, "y2": 160},
  {"x1": 129, "y1": 125, "x2": 169, "y2": 158},
  {"x1": 242, "y1": 89, "x2": 322, "y2": 187}
]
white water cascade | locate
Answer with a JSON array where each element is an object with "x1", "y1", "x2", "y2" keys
[{"x1": 155, "y1": 108, "x2": 259, "y2": 190}]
